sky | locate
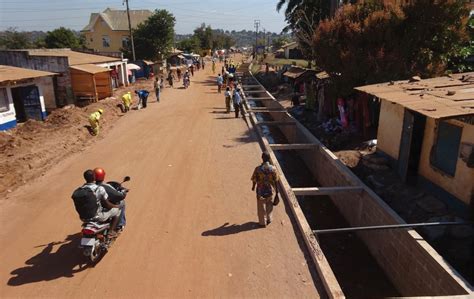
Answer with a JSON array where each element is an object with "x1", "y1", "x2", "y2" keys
[{"x1": 0, "y1": 0, "x2": 287, "y2": 34}]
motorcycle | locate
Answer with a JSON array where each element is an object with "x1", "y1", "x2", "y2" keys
[
  {"x1": 79, "y1": 176, "x2": 130, "y2": 263},
  {"x1": 183, "y1": 76, "x2": 190, "y2": 89}
]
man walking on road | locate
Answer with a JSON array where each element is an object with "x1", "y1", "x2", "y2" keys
[
  {"x1": 232, "y1": 87, "x2": 243, "y2": 118},
  {"x1": 154, "y1": 77, "x2": 161, "y2": 102},
  {"x1": 251, "y1": 152, "x2": 280, "y2": 227},
  {"x1": 217, "y1": 74, "x2": 223, "y2": 93}
]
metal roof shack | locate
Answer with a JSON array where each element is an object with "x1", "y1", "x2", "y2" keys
[
  {"x1": 26, "y1": 49, "x2": 121, "y2": 66},
  {"x1": 283, "y1": 66, "x2": 308, "y2": 79},
  {"x1": 69, "y1": 64, "x2": 110, "y2": 75},
  {"x1": 0, "y1": 65, "x2": 56, "y2": 84},
  {"x1": 355, "y1": 72, "x2": 474, "y2": 119}
]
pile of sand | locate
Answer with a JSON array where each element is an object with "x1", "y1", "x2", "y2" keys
[{"x1": 0, "y1": 80, "x2": 152, "y2": 197}]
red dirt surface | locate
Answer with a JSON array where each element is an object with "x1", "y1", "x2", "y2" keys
[
  {"x1": 0, "y1": 80, "x2": 150, "y2": 197},
  {"x1": 0, "y1": 58, "x2": 324, "y2": 298}
]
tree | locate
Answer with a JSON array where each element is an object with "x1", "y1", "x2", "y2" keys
[
  {"x1": 194, "y1": 23, "x2": 213, "y2": 50},
  {"x1": 0, "y1": 28, "x2": 32, "y2": 49},
  {"x1": 44, "y1": 27, "x2": 83, "y2": 49},
  {"x1": 133, "y1": 9, "x2": 176, "y2": 60},
  {"x1": 448, "y1": 15, "x2": 474, "y2": 72},
  {"x1": 313, "y1": 0, "x2": 469, "y2": 96},
  {"x1": 272, "y1": 36, "x2": 291, "y2": 49},
  {"x1": 177, "y1": 36, "x2": 201, "y2": 53},
  {"x1": 277, "y1": 0, "x2": 332, "y2": 60}
]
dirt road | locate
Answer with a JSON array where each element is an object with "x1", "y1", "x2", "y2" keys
[{"x1": 0, "y1": 61, "x2": 325, "y2": 298}]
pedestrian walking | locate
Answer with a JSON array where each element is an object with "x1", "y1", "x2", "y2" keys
[
  {"x1": 225, "y1": 87, "x2": 232, "y2": 113},
  {"x1": 212, "y1": 60, "x2": 216, "y2": 74},
  {"x1": 190, "y1": 64, "x2": 194, "y2": 76},
  {"x1": 135, "y1": 90, "x2": 150, "y2": 109},
  {"x1": 167, "y1": 72, "x2": 174, "y2": 88},
  {"x1": 177, "y1": 68, "x2": 182, "y2": 81},
  {"x1": 217, "y1": 74, "x2": 223, "y2": 93},
  {"x1": 154, "y1": 77, "x2": 161, "y2": 102},
  {"x1": 251, "y1": 151, "x2": 280, "y2": 227},
  {"x1": 232, "y1": 87, "x2": 243, "y2": 118},
  {"x1": 122, "y1": 92, "x2": 132, "y2": 112},
  {"x1": 89, "y1": 109, "x2": 104, "y2": 136}
]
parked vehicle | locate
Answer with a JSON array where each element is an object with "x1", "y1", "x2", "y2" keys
[{"x1": 79, "y1": 176, "x2": 130, "y2": 263}]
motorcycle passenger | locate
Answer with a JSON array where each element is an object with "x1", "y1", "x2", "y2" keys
[
  {"x1": 94, "y1": 167, "x2": 127, "y2": 231},
  {"x1": 82, "y1": 169, "x2": 121, "y2": 237}
]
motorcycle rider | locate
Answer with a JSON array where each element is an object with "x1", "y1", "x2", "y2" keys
[
  {"x1": 183, "y1": 70, "x2": 190, "y2": 87},
  {"x1": 82, "y1": 169, "x2": 121, "y2": 237},
  {"x1": 94, "y1": 168, "x2": 127, "y2": 231}
]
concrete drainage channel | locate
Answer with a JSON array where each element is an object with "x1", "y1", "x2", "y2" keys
[{"x1": 237, "y1": 62, "x2": 473, "y2": 298}]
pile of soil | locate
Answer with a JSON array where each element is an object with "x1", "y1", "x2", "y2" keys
[{"x1": 0, "y1": 80, "x2": 152, "y2": 197}]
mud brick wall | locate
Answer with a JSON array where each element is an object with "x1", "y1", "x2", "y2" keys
[
  {"x1": 0, "y1": 51, "x2": 73, "y2": 106},
  {"x1": 287, "y1": 122, "x2": 469, "y2": 296}
]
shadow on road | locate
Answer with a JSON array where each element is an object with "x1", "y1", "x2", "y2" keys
[
  {"x1": 8, "y1": 233, "x2": 89, "y2": 286},
  {"x1": 201, "y1": 222, "x2": 263, "y2": 236}
]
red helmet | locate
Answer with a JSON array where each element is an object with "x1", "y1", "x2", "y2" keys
[{"x1": 94, "y1": 167, "x2": 106, "y2": 182}]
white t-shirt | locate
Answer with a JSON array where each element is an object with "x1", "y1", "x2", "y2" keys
[{"x1": 83, "y1": 183, "x2": 108, "y2": 214}]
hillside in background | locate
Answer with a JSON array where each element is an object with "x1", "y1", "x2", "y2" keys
[{"x1": 176, "y1": 29, "x2": 292, "y2": 48}]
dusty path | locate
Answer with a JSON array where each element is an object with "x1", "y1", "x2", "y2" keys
[{"x1": 0, "y1": 59, "x2": 325, "y2": 298}]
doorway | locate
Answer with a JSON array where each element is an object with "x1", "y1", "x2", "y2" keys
[
  {"x1": 11, "y1": 85, "x2": 42, "y2": 123},
  {"x1": 398, "y1": 109, "x2": 427, "y2": 183}
]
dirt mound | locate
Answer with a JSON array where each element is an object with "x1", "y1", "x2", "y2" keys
[{"x1": 0, "y1": 79, "x2": 154, "y2": 197}]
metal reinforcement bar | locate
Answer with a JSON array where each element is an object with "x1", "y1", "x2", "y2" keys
[
  {"x1": 270, "y1": 144, "x2": 319, "y2": 151},
  {"x1": 245, "y1": 97, "x2": 275, "y2": 101},
  {"x1": 248, "y1": 110, "x2": 287, "y2": 113},
  {"x1": 257, "y1": 121, "x2": 296, "y2": 126},
  {"x1": 293, "y1": 186, "x2": 364, "y2": 196},
  {"x1": 314, "y1": 222, "x2": 473, "y2": 235},
  {"x1": 244, "y1": 63, "x2": 345, "y2": 299}
]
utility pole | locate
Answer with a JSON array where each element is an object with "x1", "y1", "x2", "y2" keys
[
  {"x1": 263, "y1": 28, "x2": 266, "y2": 53},
  {"x1": 124, "y1": 0, "x2": 136, "y2": 61},
  {"x1": 254, "y1": 20, "x2": 260, "y2": 57}
]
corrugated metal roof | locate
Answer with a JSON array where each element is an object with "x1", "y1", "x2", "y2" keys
[
  {"x1": 82, "y1": 8, "x2": 153, "y2": 31},
  {"x1": 26, "y1": 49, "x2": 121, "y2": 66},
  {"x1": 70, "y1": 64, "x2": 110, "y2": 74},
  {"x1": 355, "y1": 72, "x2": 474, "y2": 119},
  {"x1": 0, "y1": 65, "x2": 56, "y2": 83},
  {"x1": 283, "y1": 66, "x2": 307, "y2": 79}
]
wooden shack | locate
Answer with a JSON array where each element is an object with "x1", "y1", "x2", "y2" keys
[{"x1": 70, "y1": 64, "x2": 112, "y2": 103}]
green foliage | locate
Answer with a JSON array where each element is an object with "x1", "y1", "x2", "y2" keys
[
  {"x1": 177, "y1": 24, "x2": 236, "y2": 53},
  {"x1": 177, "y1": 36, "x2": 201, "y2": 53},
  {"x1": 133, "y1": 9, "x2": 176, "y2": 60},
  {"x1": 44, "y1": 27, "x2": 83, "y2": 49},
  {"x1": 272, "y1": 36, "x2": 292, "y2": 49},
  {"x1": 448, "y1": 15, "x2": 474, "y2": 72},
  {"x1": 194, "y1": 23, "x2": 214, "y2": 50},
  {"x1": 0, "y1": 28, "x2": 32, "y2": 49},
  {"x1": 313, "y1": 0, "x2": 469, "y2": 96}
]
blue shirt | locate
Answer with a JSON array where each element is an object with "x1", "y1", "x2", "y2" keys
[
  {"x1": 137, "y1": 90, "x2": 149, "y2": 99},
  {"x1": 233, "y1": 91, "x2": 242, "y2": 105},
  {"x1": 217, "y1": 76, "x2": 223, "y2": 85}
]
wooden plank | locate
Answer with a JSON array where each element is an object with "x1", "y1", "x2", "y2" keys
[
  {"x1": 292, "y1": 186, "x2": 364, "y2": 196},
  {"x1": 257, "y1": 121, "x2": 296, "y2": 126},
  {"x1": 270, "y1": 143, "x2": 319, "y2": 150}
]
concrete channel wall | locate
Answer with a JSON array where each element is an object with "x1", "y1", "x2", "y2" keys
[{"x1": 241, "y1": 64, "x2": 472, "y2": 297}]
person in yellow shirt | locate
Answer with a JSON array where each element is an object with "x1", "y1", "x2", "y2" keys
[
  {"x1": 89, "y1": 109, "x2": 103, "y2": 136},
  {"x1": 122, "y1": 92, "x2": 132, "y2": 112}
]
